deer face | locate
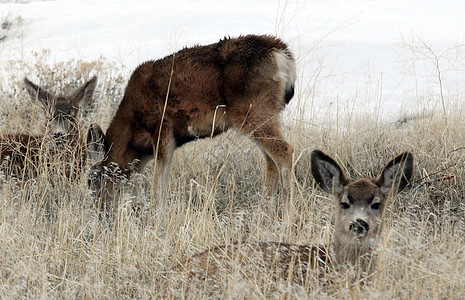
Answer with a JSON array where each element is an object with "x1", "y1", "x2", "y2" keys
[
  {"x1": 336, "y1": 179, "x2": 386, "y2": 241},
  {"x1": 50, "y1": 96, "x2": 81, "y2": 135},
  {"x1": 311, "y1": 150, "x2": 413, "y2": 245},
  {"x1": 24, "y1": 77, "x2": 97, "y2": 139}
]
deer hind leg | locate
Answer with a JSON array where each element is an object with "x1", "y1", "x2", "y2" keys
[
  {"x1": 263, "y1": 152, "x2": 279, "y2": 197},
  {"x1": 253, "y1": 124, "x2": 293, "y2": 205},
  {"x1": 152, "y1": 127, "x2": 176, "y2": 206},
  {"x1": 227, "y1": 107, "x2": 293, "y2": 204},
  {"x1": 254, "y1": 127, "x2": 294, "y2": 224}
]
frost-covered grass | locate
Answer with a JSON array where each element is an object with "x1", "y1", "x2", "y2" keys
[{"x1": 0, "y1": 44, "x2": 464, "y2": 299}]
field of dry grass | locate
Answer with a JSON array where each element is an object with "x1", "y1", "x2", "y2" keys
[{"x1": 0, "y1": 46, "x2": 464, "y2": 299}]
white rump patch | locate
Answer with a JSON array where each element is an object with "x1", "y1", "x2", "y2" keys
[{"x1": 273, "y1": 49, "x2": 297, "y2": 92}]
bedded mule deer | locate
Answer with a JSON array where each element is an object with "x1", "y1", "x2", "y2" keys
[
  {"x1": 0, "y1": 76, "x2": 97, "y2": 179},
  {"x1": 90, "y1": 35, "x2": 296, "y2": 209},
  {"x1": 168, "y1": 150, "x2": 413, "y2": 286}
]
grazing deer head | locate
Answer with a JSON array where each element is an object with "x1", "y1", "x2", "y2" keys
[
  {"x1": 86, "y1": 123, "x2": 106, "y2": 164},
  {"x1": 86, "y1": 123, "x2": 106, "y2": 194},
  {"x1": 167, "y1": 150, "x2": 413, "y2": 290},
  {"x1": 89, "y1": 35, "x2": 296, "y2": 212},
  {"x1": 0, "y1": 77, "x2": 97, "y2": 179}
]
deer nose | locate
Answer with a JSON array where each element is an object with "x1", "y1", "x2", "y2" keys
[{"x1": 349, "y1": 219, "x2": 369, "y2": 236}]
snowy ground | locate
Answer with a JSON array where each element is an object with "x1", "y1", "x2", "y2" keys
[{"x1": 1, "y1": 0, "x2": 464, "y2": 121}]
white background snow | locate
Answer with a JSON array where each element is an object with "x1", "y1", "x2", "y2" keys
[{"x1": 1, "y1": 0, "x2": 464, "y2": 122}]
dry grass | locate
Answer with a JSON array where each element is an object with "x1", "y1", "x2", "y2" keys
[{"x1": 0, "y1": 48, "x2": 464, "y2": 299}]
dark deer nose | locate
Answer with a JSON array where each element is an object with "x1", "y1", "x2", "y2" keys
[{"x1": 349, "y1": 219, "x2": 370, "y2": 236}]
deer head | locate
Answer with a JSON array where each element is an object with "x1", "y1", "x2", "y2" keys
[
  {"x1": 311, "y1": 150, "x2": 414, "y2": 267},
  {"x1": 24, "y1": 76, "x2": 97, "y2": 138}
]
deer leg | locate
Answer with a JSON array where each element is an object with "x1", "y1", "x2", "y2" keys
[
  {"x1": 254, "y1": 128, "x2": 294, "y2": 225},
  {"x1": 152, "y1": 127, "x2": 176, "y2": 205},
  {"x1": 251, "y1": 123, "x2": 294, "y2": 205},
  {"x1": 263, "y1": 152, "x2": 279, "y2": 198},
  {"x1": 227, "y1": 108, "x2": 293, "y2": 204}
]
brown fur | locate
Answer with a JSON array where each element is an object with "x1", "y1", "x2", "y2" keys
[
  {"x1": 171, "y1": 241, "x2": 333, "y2": 285},
  {"x1": 90, "y1": 35, "x2": 297, "y2": 208},
  {"x1": 0, "y1": 77, "x2": 97, "y2": 180},
  {"x1": 166, "y1": 150, "x2": 413, "y2": 288}
]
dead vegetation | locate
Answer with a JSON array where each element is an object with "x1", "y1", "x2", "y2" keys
[{"x1": 0, "y1": 44, "x2": 463, "y2": 299}]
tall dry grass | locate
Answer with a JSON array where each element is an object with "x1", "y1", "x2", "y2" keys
[{"x1": 0, "y1": 40, "x2": 464, "y2": 299}]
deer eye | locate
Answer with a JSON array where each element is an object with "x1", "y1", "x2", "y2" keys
[
  {"x1": 347, "y1": 195, "x2": 354, "y2": 203},
  {"x1": 371, "y1": 203, "x2": 381, "y2": 210},
  {"x1": 340, "y1": 202, "x2": 350, "y2": 210}
]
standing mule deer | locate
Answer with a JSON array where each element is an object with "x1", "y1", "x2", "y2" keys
[
  {"x1": 0, "y1": 76, "x2": 97, "y2": 180},
  {"x1": 167, "y1": 150, "x2": 413, "y2": 289},
  {"x1": 89, "y1": 35, "x2": 296, "y2": 210}
]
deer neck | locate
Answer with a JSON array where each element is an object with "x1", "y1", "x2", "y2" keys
[{"x1": 332, "y1": 231, "x2": 378, "y2": 271}]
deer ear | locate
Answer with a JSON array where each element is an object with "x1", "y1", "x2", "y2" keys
[
  {"x1": 72, "y1": 76, "x2": 97, "y2": 108},
  {"x1": 24, "y1": 77, "x2": 55, "y2": 109},
  {"x1": 311, "y1": 150, "x2": 348, "y2": 194},
  {"x1": 86, "y1": 123, "x2": 107, "y2": 163},
  {"x1": 376, "y1": 152, "x2": 413, "y2": 196}
]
